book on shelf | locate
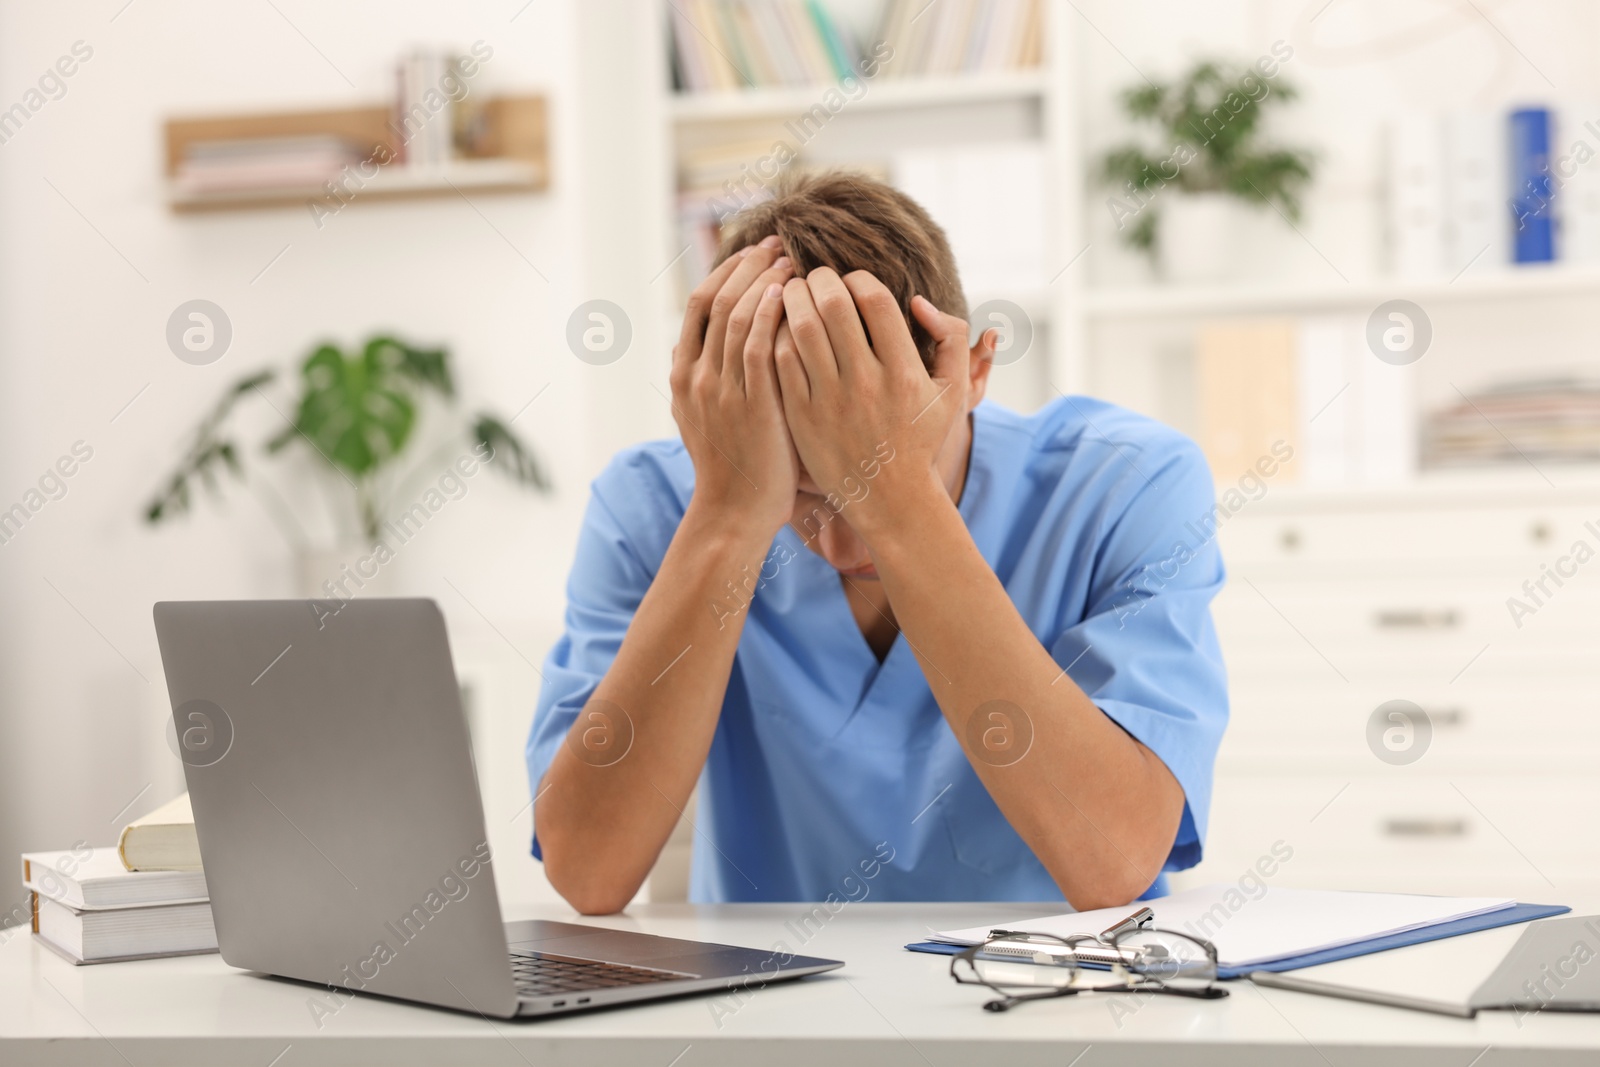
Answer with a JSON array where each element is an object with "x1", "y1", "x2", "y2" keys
[
  {"x1": 1295, "y1": 314, "x2": 1416, "y2": 487},
  {"x1": 1510, "y1": 107, "x2": 1556, "y2": 264},
  {"x1": 877, "y1": 0, "x2": 1043, "y2": 79},
  {"x1": 1386, "y1": 112, "x2": 1447, "y2": 280},
  {"x1": 1442, "y1": 110, "x2": 1508, "y2": 279},
  {"x1": 1194, "y1": 320, "x2": 1301, "y2": 486},
  {"x1": 670, "y1": 0, "x2": 863, "y2": 92},
  {"x1": 1558, "y1": 103, "x2": 1600, "y2": 264},
  {"x1": 23, "y1": 847, "x2": 207, "y2": 909},
  {"x1": 173, "y1": 135, "x2": 362, "y2": 196},
  {"x1": 118, "y1": 792, "x2": 200, "y2": 872},
  {"x1": 668, "y1": 0, "x2": 1043, "y2": 94}
]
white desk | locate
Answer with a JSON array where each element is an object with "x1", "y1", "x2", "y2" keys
[{"x1": 4, "y1": 901, "x2": 1598, "y2": 1066}]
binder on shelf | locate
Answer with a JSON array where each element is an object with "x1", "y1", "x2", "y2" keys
[
  {"x1": 1509, "y1": 107, "x2": 1556, "y2": 263},
  {"x1": 1193, "y1": 319, "x2": 1300, "y2": 487},
  {"x1": 1387, "y1": 112, "x2": 1448, "y2": 278},
  {"x1": 1559, "y1": 103, "x2": 1600, "y2": 264},
  {"x1": 1443, "y1": 110, "x2": 1509, "y2": 277}
]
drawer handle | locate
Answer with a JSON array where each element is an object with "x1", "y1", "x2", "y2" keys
[
  {"x1": 1383, "y1": 818, "x2": 1468, "y2": 838},
  {"x1": 1426, "y1": 708, "x2": 1466, "y2": 728},
  {"x1": 1374, "y1": 609, "x2": 1460, "y2": 630}
]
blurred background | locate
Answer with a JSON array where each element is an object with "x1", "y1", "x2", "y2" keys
[{"x1": 3, "y1": 0, "x2": 1598, "y2": 927}]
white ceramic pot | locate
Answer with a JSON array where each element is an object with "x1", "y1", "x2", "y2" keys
[{"x1": 1159, "y1": 191, "x2": 1247, "y2": 284}]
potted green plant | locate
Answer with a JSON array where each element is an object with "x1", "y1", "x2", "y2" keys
[
  {"x1": 1098, "y1": 59, "x2": 1313, "y2": 283},
  {"x1": 145, "y1": 334, "x2": 548, "y2": 596}
]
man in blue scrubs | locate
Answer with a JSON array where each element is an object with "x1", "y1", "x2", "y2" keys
[{"x1": 527, "y1": 173, "x2": 1228, "y2": 913}]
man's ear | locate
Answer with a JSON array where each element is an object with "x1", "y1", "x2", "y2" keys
[{"x1": 967, "y1": 327, "x2": 997, "y2": 410}]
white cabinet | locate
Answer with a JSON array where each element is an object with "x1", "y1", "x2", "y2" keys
[{"x1": 1173, "y1": 486, "x2": 1600, "y2": 901}]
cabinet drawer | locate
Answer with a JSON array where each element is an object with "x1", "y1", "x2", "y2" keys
[
  {"x1": 1214, "y1": 577, "x2": 1598, "y2": 647},
  {"x1": 1219, "y1": 505, "x2": 1600, "y2": 566},
  {"x1": 1194, "y1": 773, "x2": 1599, "y2": 896},
  {"x1": 1220, "y1": 683, "x2": 1600, "y2": 772}
]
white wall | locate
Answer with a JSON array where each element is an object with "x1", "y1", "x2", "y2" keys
[{"x1": 0, "y1": 0, "x2": 671, "y2": 917}]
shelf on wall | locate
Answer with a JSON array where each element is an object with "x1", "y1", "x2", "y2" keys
[
  {"x1": 1082, "y1": 264, "x2": 1600, "y2": 321},
  {"x1": 163, "y1": 96, "x2": 548, "y2": 213},
  {"x1": 666, "y1": 70, "x2": 1048, "y2": 122}
]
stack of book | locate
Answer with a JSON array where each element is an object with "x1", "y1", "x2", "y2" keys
[
  {"x1": 669, "y1": 0, "x2": 864, "y2": 92},
  {"x1": 21, "y1": 794, "x2": 213, "y2": 965},
  {"x1": 876, "y1": 0, "x2": 1044, "y2": 78},
  {"x1": 1422, "y1": 378, "x2": 1600, "y2": 468},
  {"x1": 172, "y1": 135, "x2": 362, "y2": 198}
]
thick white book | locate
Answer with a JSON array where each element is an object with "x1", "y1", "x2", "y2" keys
[
  {"x1": 931, "y1": 884, "x2": 1516, "y2": 971},
  {"x1": 22, "y1": 847, "x2": 207, "y2": 910},
  {"x1": 33, "y1": 895, "x2": 217, "y2": 965}
]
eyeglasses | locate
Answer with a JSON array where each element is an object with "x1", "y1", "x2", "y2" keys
[{"x1": 949, "y1": 924, "x2": 1230, "y2": 1012}]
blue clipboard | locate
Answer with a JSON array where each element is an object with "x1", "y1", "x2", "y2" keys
[{"x1": 905, "y1": 902, "x2": 1571, "y2": 979}]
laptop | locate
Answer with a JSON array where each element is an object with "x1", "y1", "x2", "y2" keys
[{"x1": 152, "y1": 598, "x2": 842, "y2": 1019}]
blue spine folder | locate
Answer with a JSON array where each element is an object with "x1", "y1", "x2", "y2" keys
[
  {"x1": 905, "y1": 902, "x2": 1571, "y2": 979},
  {"x1": 1509, "y1": 107, "x2": 1556, "y2": 262}
]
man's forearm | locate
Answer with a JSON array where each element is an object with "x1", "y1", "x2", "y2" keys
[
  {"x1": 864, "y1": 479, "x2": 1185, "y2": 910},
  {"x1": 536, "y1": 503, "x2": 775, "y2": 913}
]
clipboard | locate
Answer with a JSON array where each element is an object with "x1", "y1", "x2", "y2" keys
[{"x1": 905, "y1": 902, "x2": 1571, "y2": 979}]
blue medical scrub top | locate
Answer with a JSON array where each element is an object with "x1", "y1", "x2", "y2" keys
[{"x1": 526, "y1": 397, "x2": 1229, "y2": 903}]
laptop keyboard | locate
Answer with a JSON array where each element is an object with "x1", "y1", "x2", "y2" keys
[{"x1": 509, "y1": 950, "x2": 694, "y2": 998}]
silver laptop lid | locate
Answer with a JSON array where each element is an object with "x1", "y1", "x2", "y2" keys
[{"x1": 153, "y1": 598, "x2": 518, "y2": 1018}]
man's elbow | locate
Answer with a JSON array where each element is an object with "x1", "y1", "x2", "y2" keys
[
  {"x1": 1051, "y1": 832, "x2": 1174, "y2": 912},
  {"x1": 544, "y1": 856, "x2": 639, "y2": 915},
  {"x1": 540, "y1": 830, "x2": 643, "y2": 915},
  {"x1": 1062, "y1": 870, "x2": 1152, "y2": 913}
]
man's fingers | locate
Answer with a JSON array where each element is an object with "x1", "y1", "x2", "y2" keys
[
  {"x1": 772, "y1": 319, "x2": 809, "y2": 404},
  {"x1": 678, "y1": 246, "x2": 750, "y2": 369},
  {"x1": 724, "y1": 257, "x2": 792, "y2": 391},
  {"x1": 741, "y1": 282, "x2": 786, "y2": 402},
  {"x1": 804, "y1": 267, "x2": 872, "y2": 376},
  {"x1": 782, "y1": 276, "x2": 839, "y2": 390},
  {"x1": 842, "y1": 270, "x2": 920, "y2": 372},
  {"x1": 705, "y1": 236, "x2": 783, "y2": 374},
  {"x1": 911, "y1": 294, "x2": 971, "y2": 384}
]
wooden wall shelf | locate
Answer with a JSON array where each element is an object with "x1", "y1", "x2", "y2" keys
[{"x1": 163, "y1": 94, "x2": 548, "y2": 213}]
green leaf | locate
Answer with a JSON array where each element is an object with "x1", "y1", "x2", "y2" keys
[
  {"x1": 287, "y1": 342, "x2": 416, "y2": 480},
  {"x1": 367, "y1": 335, "x2": 455, "y2": 398},
  {"x1": 472, "y1": 414, "x2": 549, "y2": 490},
  {"x1": 142, "y1": 368, "x2": 272, "y2": 525}
]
